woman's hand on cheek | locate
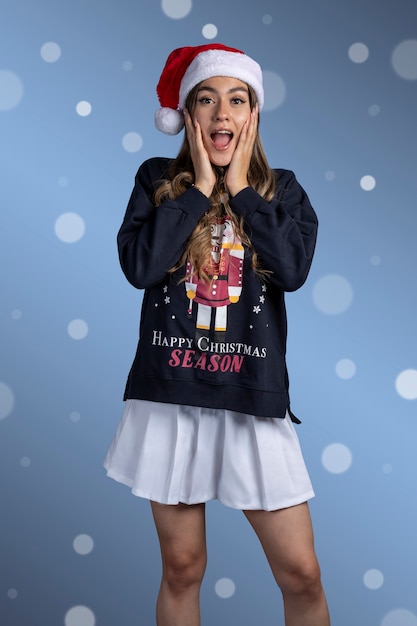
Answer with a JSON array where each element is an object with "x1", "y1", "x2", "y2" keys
[
  {"x1": 225, "y1": 104, "x2": 258, "y2": 197},
  {"x1": 184, "y1": 110, "x2": 215, "y2": 198}
]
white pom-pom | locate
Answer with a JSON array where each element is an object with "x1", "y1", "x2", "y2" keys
[{"x1": 155, "y1": 107, "x2": 184, "y2": 135}]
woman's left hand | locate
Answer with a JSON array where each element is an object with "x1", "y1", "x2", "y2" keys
[{"x1": 225, "y1": 104, "x2": 258, "y2": 197}]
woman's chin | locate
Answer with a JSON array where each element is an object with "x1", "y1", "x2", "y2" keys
[{"x1": 209, "y1": 153, "x2": 232, "y2": 168}]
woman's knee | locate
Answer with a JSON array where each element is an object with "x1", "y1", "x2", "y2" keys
[
  {"x1": 162, "y1": 547, "x2": 207, "y2": 592},
  {"x1": 279, "y1": 557, "x2": 323, "y2": 599}
]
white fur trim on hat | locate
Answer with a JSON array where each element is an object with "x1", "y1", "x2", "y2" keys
[{"x1": 178, "y1": 49, "x2": 264, "y2": 111}]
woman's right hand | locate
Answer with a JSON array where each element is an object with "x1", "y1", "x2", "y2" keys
[{"x1": 184, "y1": 109, "x2": 215, "y2": 198}]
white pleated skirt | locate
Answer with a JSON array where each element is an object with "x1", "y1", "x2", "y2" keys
[{"x1": 104, "y1": 400, "x2": 314, "y2": 511}]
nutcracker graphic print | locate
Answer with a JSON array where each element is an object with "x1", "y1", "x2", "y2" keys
[{"x1": 185, "y1": 216, "x2": 244, "y2": 341}]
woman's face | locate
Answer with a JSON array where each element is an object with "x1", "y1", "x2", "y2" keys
[{"x1": 191, "y1": 76, "x2": 252, "y2": 167}]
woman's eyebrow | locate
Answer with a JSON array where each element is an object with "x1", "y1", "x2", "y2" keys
[{"x1": 197, "y1": 85, "x2": 249, "y2": 95}]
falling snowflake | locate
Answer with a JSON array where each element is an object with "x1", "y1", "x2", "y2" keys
[
  {"x1": 259, "y1": 295, "x2": 265, "y2": 303},
  {"x1": 261, "y1": 285, "x2": 267, "y2": 292},
  {"x1": 253, "y1": 305, "x2": 261, "y2": 314},
  {"x1": 163, "y1": 285, "x2": 168, "y2": 293},
  {"x1": 164, "y1": 296, "x2": 171, "y2": 304}
]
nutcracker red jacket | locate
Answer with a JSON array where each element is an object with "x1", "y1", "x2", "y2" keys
[{"x1": 117, "y1": 157, "x2": 318, "y2": 420}]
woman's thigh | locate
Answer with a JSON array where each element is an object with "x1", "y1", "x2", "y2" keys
[
  {"x1": 151, "y1": 501, "x2": 207, "y2": 571},
  {"x1": 243, "y1": 503, "x2": 320, "y2": 587}
]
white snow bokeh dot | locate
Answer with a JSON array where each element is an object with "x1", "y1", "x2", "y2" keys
[
  {"x1": 7, "y1": 588, "x2": 18, "y2": 600},
  {"x1": 55, "y1": 212, "x2": 85, "y2": 243},
  {"x1": 161, "y1": 0, "x2": 192, "y2": 19},
  {"x1": 368, "y1": 104, "x2": 380, "y2": 116},
  {"x1": 70, "y1": 411, "x2": 81, "y2": 422},
  {"x1": 263, "y1": 71, "x2": 286, "y2": 111},
  {"x1": 262, "y1": 14, "x2": 273, "y2": 25},
  {"x1": 324, "y1": 170, "x2": 336, "y2": 182},
  {"x1": 58, "y1": 176, "x2": 69, "y2": 188},
  {"x1": 202, "y1": 23, "x2": 218, "y2": 39},
  {"x1": 371, "y1": 255, "x2": 381, "y2": 267},
  {"x1": 313, "y1": 274, "x2": 353, "y2": 315},
  {"x1": 322, "y1": 443, "x2": 352, "y2": 474},
  {"x1": 360, "y1": 175, "x2": 376, "y2": 191},
  {"x1": 0, "y1": 70, "x2": 24, "y2": 111},
  {"x1": 363, "y1": 569, "x2": 384, "y2": 590},
  {"x1": 336, "y1": 358, "x2": 356, "y2": 380},
  {"x1": 64, "y1": 605, "x2": 96, "y2": 626},
  {"x1": 20, "y1": 456, "x2": 31, "y2": 468},
  {"x1": 348, "y1": 42, "x2": 369, "y2": 63},
  {"x1": 215, "y1": 577, "x2": 236, "y2": 599},
  {"x1": 381, "y1": 609, "x2": 417, "y2": 626},
  {"x1": 0, "y1": 382, "x2": 15, "y2": 420},
  {"x1": 67, "y1": 319, "x2": 89, "y2": 340},
  {"x1": 73, "y1": 534, "x2": 94, "y2": 555},
  {"x1": 391, "y1": 39, "x2": 417, "y2": 80},
  {"x1": 40, "y1": 41, "x2": 61, "y2": 63},
  {"x1": 122, "y1": 132, "x2": 143, "y2": 153},
  {"x1": 11, "y1": 308, "x2": 22, "y2": 320},
  {"x1": 76, "y1": 100, "x2": 92, "y2": 117},
  {"x1": 395, "y1": 369, "x2": 417, "y2": 400}
]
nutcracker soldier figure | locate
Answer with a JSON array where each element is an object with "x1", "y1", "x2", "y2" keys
[{"x1": 185, "y1": 216, "x2": 244, "y2": 341}]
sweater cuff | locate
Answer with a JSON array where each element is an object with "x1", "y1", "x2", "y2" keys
[
  {"x1": 187, "y1": 185, "x2": 211, "y2": 201},
  {"x1": 178, "y1": 185, "x2": 211, "y2": 218},
  {"x1": 229, "y1": 186, "x2": 262, "y2": 218}
]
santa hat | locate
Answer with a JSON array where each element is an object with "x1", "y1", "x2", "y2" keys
[{"x1": 155, "y1": 43, "x2": 264, "y2": 135}]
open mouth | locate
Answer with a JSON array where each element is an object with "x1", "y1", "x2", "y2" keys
[{"x1": 210, "y1": 130, "x2": 233, "y2": 150}]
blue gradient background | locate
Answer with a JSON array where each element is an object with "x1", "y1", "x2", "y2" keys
[{"x1": 1, "y1": 1, "x2": 417, "y2": 624}]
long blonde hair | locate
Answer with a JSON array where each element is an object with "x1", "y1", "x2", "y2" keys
[{"x1": 154, "y1": 83, "x2": 276, "y2": 281}]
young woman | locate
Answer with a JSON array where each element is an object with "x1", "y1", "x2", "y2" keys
[{"x1": 105, "y1": 43, "x2": 330, "y2": 626}]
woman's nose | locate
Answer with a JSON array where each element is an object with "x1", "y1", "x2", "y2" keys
[{"x1": 214, "y1": 101, "x2": 229, "y2": 120}]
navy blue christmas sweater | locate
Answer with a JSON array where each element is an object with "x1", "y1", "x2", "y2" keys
[{"x1": 117, "y1": 157, "x2": 318, "y2": 420}]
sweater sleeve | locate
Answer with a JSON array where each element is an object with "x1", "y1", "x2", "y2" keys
[
  {"x1": 228, "y1": 170, "x2": 318, "y2": 292},
  {"x1": 117, "y1": 158, "x2": 211, "y2": 289}
]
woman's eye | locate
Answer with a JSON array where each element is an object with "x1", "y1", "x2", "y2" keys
[{"x1": 198, "y1": 97, "x2": 213, "y2": 104}]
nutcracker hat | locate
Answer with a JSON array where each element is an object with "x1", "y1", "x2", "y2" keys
[{"x1": 155, "y1": 43, "x2": 264, "y2": 135}]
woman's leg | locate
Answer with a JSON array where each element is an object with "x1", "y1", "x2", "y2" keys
[
  {"x1": 244, "y1": 502, "x2": 330, "y2": 626},
  {"x1": 151, "y1": 501, "x2": 207, "y2": 626}
]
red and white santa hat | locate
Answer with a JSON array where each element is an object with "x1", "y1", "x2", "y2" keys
[{"x1": 155, "y1": 43, "x2": 264, "y2": 135}]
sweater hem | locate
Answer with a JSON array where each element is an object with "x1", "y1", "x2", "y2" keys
[{"x1": 124, "y1": 376, "x2": 291, "y2": 419}]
